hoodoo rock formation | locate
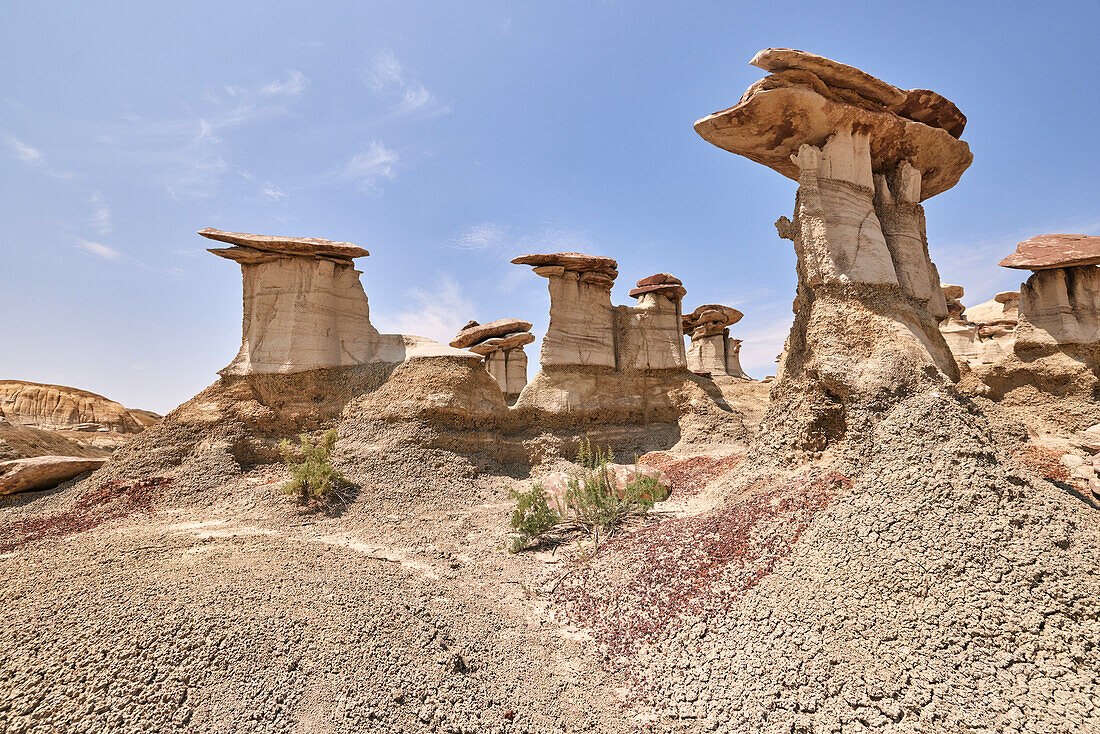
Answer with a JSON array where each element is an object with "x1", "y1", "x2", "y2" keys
[
  {"x1": 941, "y1": 286, "x2": 1020, "y2": 368},
  {"x1": 682, "y1": 304, "x2": 750, "y2": 379},
  {"x1": 960, "y1": 234, "x2": 1100, "y2": 428},
  {"x1": 509, "y1": 255, "x2": 703, "y2": 417},
  {"x1": 696, "y1": 48, "x2": 970, "y2": 457},
  {"x1": 450, "y1": 319, "x2": 534, "y2": 403},
  {"x1": 202, "y1": 228, "x2": 475, "y2": 375}
]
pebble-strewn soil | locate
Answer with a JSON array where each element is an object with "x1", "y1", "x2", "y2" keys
[{"x1": 2, "y1": 383, "x2": 1099, "y2": 733}]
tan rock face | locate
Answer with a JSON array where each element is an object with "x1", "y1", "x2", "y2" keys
[
  {"x1": 616, "y1": 289, "x2": 688, "y2": 371},
  {"x1": 485, "y1": 349, "x2": 528, "y2": 401},
  {"x1": 687, "y1": 333, "x2": 750, "y2": 380},
  {"x1": 206, "y1": 229, "x2": 477, "y2": 376},
  {"x1": 0, "y1": 455, "x2": 107, "y2": 494},
  {"x1": 698, "y1": 49, "x2": 965, "y2": 457},
  {"x1": 450, "y1": 318, "x2": 534, "y2": 399},
  {"x1": 0, "y1": 380, "x2": 145, "y2": 434},
  {"x1": 1017, "y1": 266, "x2": 1100, "y2": 348},
  {"x1": 999, "y1": 234, "x2": 1100, "y2": 270}
]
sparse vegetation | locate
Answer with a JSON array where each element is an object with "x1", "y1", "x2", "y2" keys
[
  {"x1": 508, "y1": 438, "x2": 669, "y2": 553},
  {"x1": 278, "y1": 429, "x2": 353, "y2": 506}
]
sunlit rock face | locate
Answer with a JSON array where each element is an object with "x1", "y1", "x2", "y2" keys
[
  {"x1": 203, "y1": 228, "x2": 475, "y2": 376},
  {"x1": 695, "y1": 48, "x2": 971, "y2": 457},
  {"x1": 618, "y1": 275, "x2": 688, "y2": 371}
]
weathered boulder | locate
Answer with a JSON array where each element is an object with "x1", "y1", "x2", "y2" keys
[
  {"x1": 0, "y1": 455, "x2": 107, "y2": 494},
  {"x1": 203, "y1": 228, "x2": 478, "y2": 376},
  {"x1": 696, "y1": 49, "x2": 972, "y2": 202}
]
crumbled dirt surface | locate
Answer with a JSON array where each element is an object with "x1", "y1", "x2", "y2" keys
[{"x1": 3, "y1": 369, "x2": 1100, "y2": 733}]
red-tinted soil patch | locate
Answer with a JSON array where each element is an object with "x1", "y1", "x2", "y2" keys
[
  {"x1": 552, "y1": 469, "x2": 848, "y2": 661},
  {"x1": 1013, "y1": 445, "x2": 1073, "y2": 484},
  {"x1": 637, "y1": 452, "x2": 744, "y2": 498},
  {"x1": 0, "y1": 477, "x2": 172, "y2": 552}
]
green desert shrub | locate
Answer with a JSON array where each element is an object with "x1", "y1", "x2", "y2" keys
[
  {"x1": 278, "y1": 429, "x2": 353, "y2": 506},
  {"x1": 508, "y1": 438, "x2": 669, "y2": 553}
]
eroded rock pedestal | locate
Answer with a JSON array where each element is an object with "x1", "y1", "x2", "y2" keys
[
  {"x1": 202, "y1": 228, "x2": 474, "y2": 376},
  {"x1": 961, "y1": 235, "x2": 1100, "y2": 430},
  {"x1": 940, "y1": 285, "x2": 1018, "y2": 368},
  {"x1": 683, "y1": 304, "x2": 749, "y2": 379},
  {"x1": 696, "y1": 48, "x2": 971, "y2": 457},
  {"x1": 450, "y1": 319, "x2": 534, "y2": 404}
]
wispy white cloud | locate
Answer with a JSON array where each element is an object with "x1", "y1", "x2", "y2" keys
[
  {"x1": 332, "y1": 141, "x2": 399, "y2": 193},
  {"x1": 373, "y1": 274, "x2": 475, "y2": 345},
  {"x1": 107, "y1": 70, "x2": 309, "y2": 199},
  {"x1": 75, "y1": 239, "x2": 123, "y2": 261},
  {"x1": 89, "y1": 191, "x2": 113, "y2": 235},
  {"x1": 1, "y1": 131, "x2": 42, "y2": 162},
  {"x1": 260, "y1": 183, "x2": 287, "y2": 202},
  {"x1": 363, "y1": 50, "x2": 452, "y2": 118},
  {"x1": 451, "y1": 221, "x2": 594, "y2": 259}
]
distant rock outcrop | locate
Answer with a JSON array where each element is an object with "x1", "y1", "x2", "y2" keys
[
  {"x1": 0, "y1": 380, "x2": 146, "y2": 434},
  {"x1": 683, "y1": 304, "x2": 749, "y2": 379}
]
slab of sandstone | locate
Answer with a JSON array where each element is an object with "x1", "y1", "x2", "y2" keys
[
  {"x1": 628, "y1": 273, "x2": 687, "y2": 299},
  {"x1": 511, "y1": 252, "x2": 618, "y2": 279},
  {"x1": 0, "y1": 455, "x2": 107, "y2": 494},
  {"x1": 450, "y1": 319, "x2": 533, "y2": 349},
  {"x1": 998, "y1": 234, "x2": 1100, "y2": 270},
  {"x1": 199, "y1": 228, "x2": 369, "y2": 260},
  {"x1": 468, "y1": 331, "x2": 536, "y2": 356},
  {"x1": 682, "y1": 304, "x2": 744, "y2": 337},
  {"x1": 694, "y1": 49, "x2": 972, "y2": 201}
]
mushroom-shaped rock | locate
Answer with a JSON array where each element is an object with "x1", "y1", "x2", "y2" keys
[
  {"x1": 683, "y1": 304, "x2": 744, "y2": 336},
  {"x1": 941, "y1": 284, "x2": 964, "y2": 301},
  {"x1": 0, "y1": 455, "x2": 107, "y2": 495},
  {"x1": 468, "y1": 332, "x2": 537, "y2": 356},
  {"x1": 697, "y1": 49, "x2": 966, "y2": 453},
  {"x1": 695, "y1": 49, "x2": 972, "y2": 201},
  {"x1": 998, "y1": 234, "x2": 1100, "y2": 271},
  {"x1": 629, "y1": 273, "x2": 687, "y2": 300},
  {"x1": 995, "y1": 291, "x2": 1021, "y2": 306},
  {"x1": 205, "y1": 228, "x2": 477, "y2": 375},
  {"x1": 1000, "y1": 235, "x2": 1100, "y2": 350},
  {"x1": 450, "y1": 319, "x2": 533, "y2": 349}
]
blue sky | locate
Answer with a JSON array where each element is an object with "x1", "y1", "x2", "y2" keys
[{"x1": 2, "y1": 1, "x2": 1098, "y2": 414}]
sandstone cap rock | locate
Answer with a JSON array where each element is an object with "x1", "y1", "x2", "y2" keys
[
  {"x1": 682, "y1": 304, "x2": 744, "y2": 334},
  {"x1": 449, "y1": 318, "x2": 533, "y2": 349},
  {"x1": 998, "y1": 234, "x2": 1100, "y2": 271},
  {"x1": 694, "y1": 49, "x2": 973, "y2": 200},
  {"x1": 199, "y1": 228, "x2": 369, "y2": 261},
  {"x1": 995, "y1": 291, "x2": 1021, "y2": 304},
  {"x1": 629, "y1": 273, "x2": 686, "y2": 299},
  {"x1": 511, "y1": 252, "x2": 618, "y2": 280},
  {"x1": 467, "y1": 331, "x2": 536, "y2": 356}
]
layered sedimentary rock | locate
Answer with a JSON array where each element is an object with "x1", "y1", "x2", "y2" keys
[
  {"x1": 450, "y1": 319, "x2": 534, "y2": 402},
  {"x1": 1000, "y1": 236, "x2": 1100, "y2": 348},
  {"x1": 510, "y1": 253, "x2": 618, "y2": 369},
  {"x1": 510, "y1": 256, "x2": 706, "y2": 417},
  {"x1": 202, "y1": 228, "x2": 477, "y2": 376},
  {"x1": 0, "y1": 380, "x2": 147, "y2": 434},
  {"x1": 683, "y1": 304, "x2": 749, "y2": 379},
  {"x1": 696, "y1": 49, "x2": 970, "y2": 456},
  {"x1": 939, "y1": 285, "x2": 1015, "y2": 367},
  {"x1": 618, "y1": 274, "x2": 688, "y2": 371}
]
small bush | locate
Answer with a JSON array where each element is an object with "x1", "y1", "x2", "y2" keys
[
  {"x1": 508, "y1": 438, "x2": 669, "y2": 553},
  {"x1": 278, "y1": 429, "x2": 353, "y2": 506},
  {"x1": 508, "y1": 483, "x2": 561, "y2": 553}
]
